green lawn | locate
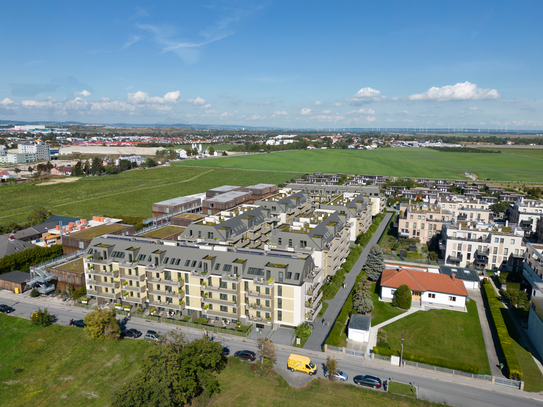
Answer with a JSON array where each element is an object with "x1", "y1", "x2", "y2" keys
[
  {"x1": 0, "y1": 315, "x2": 445, "y2": 407},
  {"x1": 370, "y1": 283, "x2": 406, "y2": 326},
  {"x1": 0, "y1": 167, "x2": 300, "y2": 225},
  {"x1": 174, "y1": 147, "x2": 543, "y2": 181},
  {"x1": 480, "y1": 148, "x2": 543, "y2": 161},
  {"x1": 388, "y1": 381, "x2": 417, "y2": 397},
  {"x1": 381, "y1": 300, "x2": 491, "y2": 375}
]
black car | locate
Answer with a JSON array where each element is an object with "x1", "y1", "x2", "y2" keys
[
  {"x1": 222, "y1": 346, "x2": 230, "y2": 356},
  {"x1": 122, "y1": 328, "x2": 142, "y2": 339},
  {"x1": 0, "y1": 304, "x2": 14, "y2": 313},
  {"x1": 72, "y1": 319, "x2": 86, "y2": 328},
  {"x1": 234, "y1": 350, "x2": 256, "y2": 362},
  {"x1": 353, "y1": 375, "x2": 382, "y2": 389}
]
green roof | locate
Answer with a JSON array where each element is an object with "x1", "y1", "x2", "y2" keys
[
  {"x1": 52, "y1": 258, "x2": 84, "y2": 274},
  {"x1": 70, "y1": 223, "x2": 131, "y2": 239},
  {"x1": 140, "y1": 225, "x2": 185, "y2": 239}
]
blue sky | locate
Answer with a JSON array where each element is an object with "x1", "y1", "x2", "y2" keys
[{"x1": 0, "y1": 1, "x2": 542, "y2": 129}]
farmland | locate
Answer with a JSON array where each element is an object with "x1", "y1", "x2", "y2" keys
[
  {"x1": 0, "y1": 167, "x2": 300, "y2": 225},
  {"x1": 175, "y1": 148, "x2": 543, "y2": 182}
]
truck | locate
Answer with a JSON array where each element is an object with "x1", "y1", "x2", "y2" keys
[{"x1": 287, "y1": 353, "x2": 318, "y2": 375}]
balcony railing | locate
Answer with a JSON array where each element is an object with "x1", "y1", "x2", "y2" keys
[
  {"x1": 203, "y1": 308, "x2": 238, "y2": 319},
  {"x1": 203, "y1": 296, "x2": 238, "y2": 307},
  {"x1": 148, "y1": 301, "x2": 185, "y2": 312},
  {"x1": 92, "y1": 279, "x2": 121, "y2": 289},
  {"x1": 447, "y1": 254, "x2": 463, "y2": 264},
  {"x1": 305, "y1": 292, "x2": 323, "y2": 309},
  {"x1": 247, "y1": 314, "x2": 272, "y2": 324},
  {"x1": 121, "y1": 284, "x2": 145, "y2": 293},
  {"x1": 88, "y1": 257, "x2": 114, "y2": 266},
  {"x1": 120, "y1": 272, "x2": 145, "y2": 281},
  {"x1": 305, "y1": 302, "x2": 322, "y2": 322},
  {"x1": 87, "y1": 289, "x2": 121, "y2": 300},
  {"x1": 88, "y1": 269, "x2": 120, "y2": 278},
  {"x1": 148, "y1": 288, "x2": 185, "y2": 299},
  {"x1": 303, "y1": 267, "x2": 323, "y2": 284},
  {"x1": 122, "y1": 296, "x2": 145, "y2": 304},
  {"x1": 246, "y1": 290, "x2": 272, "y2": 300},
  {"x1": 248, "y1": 302, "x2": 272, "y2": 312},
  {"x1": 253, "y1": 277, "x2": 274, "y2": 287}
]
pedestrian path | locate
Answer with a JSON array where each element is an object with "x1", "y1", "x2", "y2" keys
[
  {"x1": 304, "y1": 212, "x2": 393, "y2": 351},
  {"x1": 365, "y1": 307, "x2": 421, "y2": 353}
]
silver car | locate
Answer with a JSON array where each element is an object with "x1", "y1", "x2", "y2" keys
[{"x1": 323, "y1": 367, "x2": 348, "y2": 381}]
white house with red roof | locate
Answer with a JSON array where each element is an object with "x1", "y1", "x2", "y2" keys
[{"x1": 380, "y1": 266, "x2": 468, "y2": 310}]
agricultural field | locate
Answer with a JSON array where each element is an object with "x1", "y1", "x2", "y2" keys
[
  {"x1": 175, "y1": 148, "x2": 543, "y2": 182},
  {"x1": 0, "y1": 167, "x2": 300, "y2": 225},
  {"x1": 479, "y1": 148, "x2": 543, "y2": 160}
]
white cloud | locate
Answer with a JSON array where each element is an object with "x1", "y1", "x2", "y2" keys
[
  {"x1": 314, "y1": 101, "x2": 321, "y2": 106},
  {"x1": 391, "y1": 96, "x2": 400, "y2": 101},
  {"x1": 249, "y1": 114, "x2": 265, "y2": 120},
  {"x1": 310, "y1": 115, "x2": 345, "y2": 122},
  {"x1": 301, "y1": 108, "x2": 312, "y2": 115},
  {"x1": 349, "y1": 87, "x2": 381, "y2": 105},
  {"x1": 348, "y1": 108, "x2": 375, "y2": 115},
  {"x1": 322, "y1": 110, "x2": 331, "y2": 114},
  {"x1": 164, "y1": 91, "x2": 180, "y2": 103},
  {"x1": 186, "y1": 96, "x2": 206, "y2": 106},
  {"x1": 75, "y1": 90, "x2": 91, "y2": 97},
  {"x1": 334, "y1": 102, "x2": 342, "y2": 107},
  {"x1": 408, "y1": 82, "x2": 500, "y2": 101},
  {"x1": 202, "y1": 104, "x2": 212, "y2": 109},
  {"x1": 128, "y1": 90, "x2": 180, "y2": 104},
  {"x1": 220, "y1": 112, "x2": 231, "y2": 117},
  {"x1": 469, "y1": 106, "x2": 479, "y2": 111},
  {"x1": 0, "y1": 98, "x2": 15, "y2": 106},
  {"x1": 367, "y1": 116, "x2": 376, "y2": 122},
  {"x1": 273, "y1": 111, "x2": 288, "y2": 115}
]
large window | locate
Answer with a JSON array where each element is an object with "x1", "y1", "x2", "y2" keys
[
  {"x1": 277, "y1": 298, "x2": 282, "y2": 309},
  {"x1": 277, "y1": 311, "x2": 282, "y2": 321}
]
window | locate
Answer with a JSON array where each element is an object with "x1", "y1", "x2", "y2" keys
[
  {"x1": 198, "y1": 262, "x2": 202, "y2": 269},
  {"x1": 175, "y1": 259, "x2": 181, "y2": 265},
  {"x1": 406, "y1": 222, "x2": 409, "y2": 228},
  {"x1": 185, "y1": 260, "x2": 190, "y2": 267},
  {"x1": 277, "y1": 298, "x2": 282, "y2": 309},
  {"x1": 186, "y1": 297, "x2": 190, "y2": 306},
  {"x1": 256, "y1": 311, "x2": 261, "y2": 318},
  {"x1": 288, "y1": 239, "x2": 293, "y2": 248},
  {"x1": 410, "y1": 214, "x2": 413, "y2": 219},
  {"x1": 428, "y1": 293, "x2": 436, "y2": 299},
  {"x1": 413, "y1": 223, "x2": 417, "y2": 229},
  {"x1": 493, "y1": 247, "x2": 498, "y2": 254},
  {"x1": 493, "y1": 256, "x2": 497, "y2": 263},
  {"x1": 220, "y1": 281, "x2": 227, "y2": 289},
  {"x1": 232, "y1": 283, "x2": 236, "y2": 290},
  {"x1": 286, "y1": 272, "x2": 292, "y2": 279},
  {"x1": 504, "y1": 248, "x2": 508, "y2": 256},
  {"x1": 468, "y1": 245, "x2": 472, "y2": 252},
  {"x1": 421, "y1": 223, "x2": 425, "y2": 230},
  {"x1": 244, "y1": 281, "x2": 249, "y2": 291},
  {"x1": 300, "y1": 240, "x2": 307, "y2": 248},
  {"x1": 220, "y1": 294, "x2": 228, "y2": 301},
  {"x1": 208, "y1": 232, "x2": 214, "y2": 239},
  {"x1": 278, "y1": 272, "x2": 283, "y2": 283},
  {"x1": 494, "y1": 238, "x2": 499, "y2": 243},
  {"x1": 277, "y1": 310, "x2": 282, "y2": 321},
  {"x1": 164, "y1": 257, "x2": 169, "y2": 264},
  {"x1": 418, "y1": 215, "x2": 421, "y2": 220},
  {"x1": 265, "y1": 287, "x2": 270, "y2": 295},
  {"x1": 265, "y1": 300, "x2": 270, "y2": 307},
  {"x1": 223, "y1": 264, "x2": 232, "y2": 272},
  {"x1": 449, "y1": 296, "x2": 456, "y2": 302},
  {"x1": 277, "y1": 286, "x2": 282, "y2": 296},
  {"x1": 137, "y1": 254, "x2": 146, "y2": 261},
  {"x1": 248, "y1": 267, "x2": 265, "y2": 275},
  {"x1": 294, "y1": 273, "x2": 300, "y2": 280},
  {"x1": 215, "y1": 263, "x2": 221, "y2": 270},
  {"x1": 500, "y1": 238, "x2": 504, "y2": 243},
  {"x1": 186, "y1": 285, "x2": 189, "y2": 294},
  {"x1": 234, "y1": 266, "x2": 238, "y2": 274},
  {"x1": 278, "y1": 238, "x2": 282, "y2": 245},
  {"x1": 511, "y1": 239, "x2": 515, "y2": 244}
]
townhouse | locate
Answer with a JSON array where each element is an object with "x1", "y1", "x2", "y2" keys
[{"x1": 84, "y1": 235, "x2": 324, "y2": 328}]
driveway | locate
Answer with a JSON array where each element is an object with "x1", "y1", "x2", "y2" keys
[{"x1": 271, "y1": 327, "x2": 296, "y2": 346}]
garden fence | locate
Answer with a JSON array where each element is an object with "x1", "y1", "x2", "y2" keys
[{"x1": 345, "y1": 348, "x2": 365, "y2": 359}]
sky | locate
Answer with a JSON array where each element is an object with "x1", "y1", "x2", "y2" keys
[{"x1": 0, "y1": 1, "x2": 542, "y2": 130}]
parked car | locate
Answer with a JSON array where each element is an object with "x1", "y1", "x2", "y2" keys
[
  {"x1": 122, "y1": 328, "x2": 142, "y2": 339},
  {"x1": 71, "y1": 319, "x2": 86, "y2": 328},
  {"x1": 234, "y1": 350, "x2": 256, "y2": 362},
  {"x1": 323, "y1": 366, "x2": 348, "y2": 381},
  {"x1": 353, "y1": 374, "x2": 382, "y2": 389},
  {"x1": 144, "y1": 330, "x2": 160, "y2": 342},
  {"x1": 0, "y1": 304, "x2": 14, "y2": 313},
  {"x1": 222, "y1": 347, "x2": 230, "y2": 356}
]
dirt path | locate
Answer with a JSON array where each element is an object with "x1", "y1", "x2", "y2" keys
[{"x1": 36, "y1": 177, "x2": 81, "y2": 186}]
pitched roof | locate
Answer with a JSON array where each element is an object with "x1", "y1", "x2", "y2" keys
[
  {"x1": 0, "y1": 270, "x2": 30, "y2": 284},
  {"x1": 0, "y1": 235, "x2": 36, "y2": 258},
  {"x1": 381, "y1": 268, "x2": 468, "y2": 297}
]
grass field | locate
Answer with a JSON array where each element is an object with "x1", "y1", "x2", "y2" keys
[
  {"x1": 480, "y1": 148, "x2": 543, "y2": 161},
  {"x1": 175, "y1": 148, "x2": 543, "y2": 181},
  {"x1": 0, "y1": 315, "x2": 445, "y2": 407},
  {"x1": 0, "y1": 167, "x2": 300, "y2": 225},
  {"x1": 388, "y1": 381, "x2": 417, "y2": 397},
  {"x1": 382, "y1": 300, "x2": 491, "y2": 375},
  {"x1": 370, "y1": 283, "x2": 406, "y2": 326}
]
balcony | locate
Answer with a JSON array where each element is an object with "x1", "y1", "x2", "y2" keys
[
  {"x1": 305, "y1": 302, "x2": 322, "y2": 322},
  {"x1": 248, "y1": 302, "x2": 273, "y2": 312},
  {"x1": 303, "y1": 267, "x2": 324, "y2": 284},
  {"x1": 148, "y1": 288, "x2": 185, "y2": 300},
  {"x1": 87, "y1": 289, "x2": 121, "y2": 300},
  {"x1": 247, "y1": 314, "x2": 272, "y2": 324},
  {"x1": 87, "y1": 268, "x2": 120, "y2": 278},
  {"x1": 120, "y1": 261, "x2": 138, "y2": 269},
  {"x1": 146, "y1": 264, "x2": 165, "y2": 273},
  {"x1": 246, "y1": 290, "x2": 273, "y2": 300},
  {"x1": 202, "y1": 307, "x2": 238, "y2": 319},
  {"x1": 148, "y1": 300, "x2": 185, "y2": 312},
  {"x1": 447, "y1": 254, "x2": 463, "y2": 264},
  {"x1": 201, "y1": 284, "x2": 238, "y2": 295},
  {"x1": 222, "y1": 273, "x2": 240, "y2": 283},
  {"x1": 92, "y1": 279, "x2": 121, "y2": 289},
  {"x1": 253, "y1": 276, "x2": 274, "y2": 287},
  {"x1": 305, "y1": 292, "x2": 323, "y2": 309},
  {"x1": 121, "y1": 284, "x2": 146, "y2": 294},
  {"x1": 120, "y1": 272, "x2": 145, "y2": 282},
  {"x1": 88, "y1": 257, "x2": 114, "y2": 266},
  {"x1": 147, "y1": 273, "x2": 184, "y2": 287},
  {"x1": 202, "y1": 296, "x2": 238, "y2": 307},
  {"x1": 122, "y1": 296, "x2": 145, "y2": 305}
]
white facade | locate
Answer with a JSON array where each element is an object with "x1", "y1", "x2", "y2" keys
[
  {"x1": 509, "y1": 201, "x2": 543, "y2": 233},
  {"x1": 380, "y1": 286, "x2": 467, "y2": 308},
  {"x1": 348, "y1": 326, "x2": 370, "y2": 342},
  {"x1": 17, "y1": 143, "x2": 50, "y2": 160}
]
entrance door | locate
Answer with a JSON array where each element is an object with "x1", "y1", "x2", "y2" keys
[{"x1": 412, "y1": 291, "x2": 422, "y2": 300}]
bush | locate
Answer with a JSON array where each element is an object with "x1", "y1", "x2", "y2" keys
[
  {"x1": 30, "y1": 288, "x2": 39, "y2": 298},
  {"x1": 483, "y1": 283, "x2": 523, "y2": 380},
  {"x1": 83, "y1": 308, "x2": 121, "y2": 340},
  {"x1": 0, "y1": 244, "x2": 63, "y2": 274},
  {"x1": 372, "y1": 347, "x2": 480, "y2": 374},
  {"x1": 356, "y1": 213, "x2": 386, "y2": 246},
  {"x1": 326, "y1": 322, "x2": 344, "y2": 347},
  {"x1": 30, "y1": 308, "x2": 54, "y2": 326},
  {"x1": 392, "y1": 284, "x2": 412, "y2": 309},
  {"x1": 72, "y1": 286, "x2": 86, "y2": 301}
]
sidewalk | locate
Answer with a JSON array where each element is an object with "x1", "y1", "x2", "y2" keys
[{"x1": 304, "y1": 212, "x2": 393, "y2": 351}]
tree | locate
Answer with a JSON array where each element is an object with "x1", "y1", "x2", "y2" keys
[
  {"x1": 191, "y1": 148, "x2": 198, "y2": 156},
  {"x1": 111, "y1": 331, "x2": 226, "y2": 407},
  {"x1": 146, "y1": 158, "x2": 157, "y2": 168},
  {"x1": 13, "y1": 167, "x2": 21, "y2": 175},
  {"x1": 73, "y1": 161, "x2": 84, "y2": 176},
  {"x1": 83, "y1": 308, "x2": 121, "y2": 340},
  {"x1": 325, "y1": 356, "x2": 338, "y2": 380},
  {"x1": 392, "y1": 284, "x2": 412, "y2": 309},
  {"x1": 27, "y1": 207, "x2": 52, "y2": 225},
  {"x1": 352, "y1": 274, "x2": 374, "y2": 314},
  {"x1": 257, "y1": 337, "x2": 277, "y2": 368},
  {"x1": 207, "y1": 146, "x2": 215, "y2": 156},
  {"x1": 30, "y1": 308, "x2": 54, "y2": 326},
  {"x1": 28, "y1": 166, "x2": 34, "y2": 175},
  {"x1": 295, "y1": 322, "x2": 312, "y2": 340},
  {"x1": 91, "y1": 156, "x2": 104, "y2": 175},
  {"x1": 364, "y1": 245, "x2": 385, "y2": 281}
]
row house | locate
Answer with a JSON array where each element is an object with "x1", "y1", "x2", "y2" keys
[
  {"x1": 398, "y1": 203, "x2": 452, "y2": 244},
  {"x1": 508, "y1": 200, "x2": 543, "y2": 235},
  {"x1": 486, "y1": 186, "x2": 504, "y2": 194},
  {"x1": 441, "y1": 221, "x2": 525, "y2": 270},
  {"x1": 83, "y1": 235, "x2": 324, "y2": 328},
  {"x1": 500, "y1": 193, "x2": 524, "y2": 203}
]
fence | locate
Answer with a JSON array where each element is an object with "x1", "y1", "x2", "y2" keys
[
  {"x1": 374, "y1": 354, "x2": 391, "y2": 362},
  {"x1": 403, "y1": 360, "x2": 492, "y2": 382},
  {"x1": 345, "y1": 348, "x2": 366, "y2": 359},
  {"x1": 327, "y1": 345, "x2": 343, "y2": 353},
  {"x1": 30, "y1": 249, "x2": 86, "y2": 273},
  {"x1": 382, "y1": 254, "x2": 444, "y2": 266},
  {"x1": 494, "y1": 376, "x2": 523, "y2": 390},
  {"x1": 136, "y1": 221, "x2": 171, "y2": 236}
]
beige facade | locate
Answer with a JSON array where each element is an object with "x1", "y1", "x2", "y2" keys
[{"x1": 398, "y1": 203, "x2": 452, "y2": 244}]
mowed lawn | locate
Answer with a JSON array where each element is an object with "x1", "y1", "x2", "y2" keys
[
  {"x1": 381, "y1": 300, "x2": 491, "y2": 375},
  {"x1": 0, "y1": 167, "x2": 300, "y2": 225},
  {"x1": 0, "y1": 314, "x2": 148, "y2": 407},
  {"x1": 176, "y1": 148, "x2": 543, "y2": 181}
]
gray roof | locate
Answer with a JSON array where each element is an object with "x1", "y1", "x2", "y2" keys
[
  {"x1": 245, "y1": 183, "x2": 276, "y2": 189},
  {"x1": 154, "y1": 196, "x2": 201, "y2": 206},
  {"x1": 205, "y1": 190, "x2": 249, "y2": 203},
  {"x1": 208, "y1": 185, "x2": 240, "y2": 193},
  {"x1": 440, "y1": 265, "x2": 479, "y2": 282},
  {"x1": 0, "y1": 235, "x2": 36, "y2": 258},
  {"x1": 0, "y1": 270, "x2": 29, "y2": 284},
  {"x1": 349, "y1": 314, "x2": 371, "y2": 331}
]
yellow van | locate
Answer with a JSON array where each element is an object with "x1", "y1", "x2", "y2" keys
[{"x1": 287, "y1": 354, "x2": 318, "y2": 375}]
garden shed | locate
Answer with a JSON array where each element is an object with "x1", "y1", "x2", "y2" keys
[{"x1": 347, "y1": 314, "x2": 371, "y2": 343}]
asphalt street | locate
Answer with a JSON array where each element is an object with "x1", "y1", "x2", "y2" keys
[{"x1": 2, "y1": 290, "x2": 543, "y2": 407}]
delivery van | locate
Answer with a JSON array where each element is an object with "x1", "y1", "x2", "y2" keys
[{"x1": 287, "y1": 354, "x2": 318, "y2": 375}]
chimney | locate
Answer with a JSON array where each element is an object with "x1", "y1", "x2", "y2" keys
[
  {"x1": 505, "y1": 220, "x2": 509, "y2": 227},
  {"x1": 451, "y1": 272, "x2": 456, "y2": 280}
]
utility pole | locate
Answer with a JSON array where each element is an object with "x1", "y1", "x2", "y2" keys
[{"x1": 400, "y1": 330, "x2": 404, "y2": 367}]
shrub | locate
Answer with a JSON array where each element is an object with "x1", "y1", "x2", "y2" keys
[
  {"x1": 83, "y1": 308, "x2": 121, "y2": 340},
  {"x1": 483, "y1": 283, "x2": 523, "y2": 380},
  {"x1": 30, "y1": 288, "x2": 40, "y2": 298},
  {"x1": 392, "y1": 284, "x2": 412, "y2": 309},
  {"x1": 326, "y1": 322, "x2": 344, "y2": 347},
  {"x1": 72, "y1": 286, "x2": 86, "y2": 301},
  {"x1": 30, "y1": 308, "x2": 54, "y2": 326}
]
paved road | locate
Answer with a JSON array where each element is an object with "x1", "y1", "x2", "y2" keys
[
  {"x1": 2, "y1": 290, "x2": 543, "y2": 407},
  {"x1": 304, "y1": 212, "x2": 393, "y2": 351}
]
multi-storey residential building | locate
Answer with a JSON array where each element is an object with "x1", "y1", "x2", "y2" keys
[
  {"x1": 508, "y1": 200, "x2": 543, "y2": 235},
  {"x1": 523, "y1": 243, "x2": 543, "y2": 359},
  {"x1": 17, "y1": 143, "x2": 50, "y2": 160},
  {"x1": 441, "y1": 221, "x2": 525, "y2": 270},
  {"x1": 536, "y1": 218, "x2": 543, "y2": 244},
  {"x1": 256, "y1": 190, "x2": 311, "y2": 224},
  {"x1": 202, "y1": 191, "x2": 252, "y2": 215},
  {"x1": 398, "y1": 203, "x2": 452, "y2": 244},
  {"x1": 152, "y1": 196, "x2": 202, "y2": 217},
  {"x1": 83, "y1": 235, "x2": 324, "y2": 328}
]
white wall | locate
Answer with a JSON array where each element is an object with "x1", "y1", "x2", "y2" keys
[
  {"x1": 348, "y1": 327, "x2": 369, "y2": 342},
  {"x1": 381, "y1": 285, "x2": 466, "y2": 308},
  {"x1": 527, "y1": 308, "x2": 543, "y2": 360}
]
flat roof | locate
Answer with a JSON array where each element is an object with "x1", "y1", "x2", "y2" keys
[
  {"x1": 54, "y1": 258, "x2": 85, "y2": 274},
  {"x1": 208, "y1": 185, "x2": 240, "y2": 193},
  {"x1": 173, "y1": 213, "x2": 205, "y2": 220},
  {"x1": 0, "y1": 270, "x2": 29, "y2": 284},
  {"x1": 245, "y1": 183, "x2": 276, "y2": 189},
  {"x1": 154, "y1": 196, "x2": 201, "y2": 206},
  {"x1": 205, "y1": 190, "x2": 249, "y2": 203},
  {"x1": 69, "y1": 223, "x2": 131, "y2": 240},
  {"x1": 140, "y1": 226, "x2": 185, "y2": 239}
]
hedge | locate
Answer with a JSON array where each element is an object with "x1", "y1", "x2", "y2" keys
[
  {"x1": 356, "y1": 213, "x2": 386, "y2": 246},
  {"x1": 373, "y1": 347, "x2": 481, "y2": 374},
  {"x1": 326, "y1": 322, "x2": 345, "y2": 347},
  {"x1": 482, "y1": 281, "x2": 523, "y2": 380},
  {"x1": 0, "y1": 244, "x2": 63, "y2": 274}
]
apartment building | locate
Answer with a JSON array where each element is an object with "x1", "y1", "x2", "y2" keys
[
  {"x1": 523, "y1": 243, "x2": 543, "y2": 359},
  {"x1": 202, "y1": 191, "x2": 252, "y2": 215},
  {"x1": 83, "y1": 235, "x2": 324, "y2": 328},
  {"x1": 508, "y1": 200, "x2": 543, "y2": 235},
  {"x1": 152, "y1": 196, "x2": 202, "y2": 217},
  {"x1": 441, "y1": 221, "x2": 525, "y2": 270},
  {"x1": 256, "y1": 190, "x2": 311, "y2": 224},
  {"x1": 398, "y1": 203, "x2": 452, "y2": 244},
  {"x1": 18, "y1": 143, "x2": 50, "y2": 161},
  {"x1": 266, "y1": 209, "x2": 350, "y2": 277}
]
